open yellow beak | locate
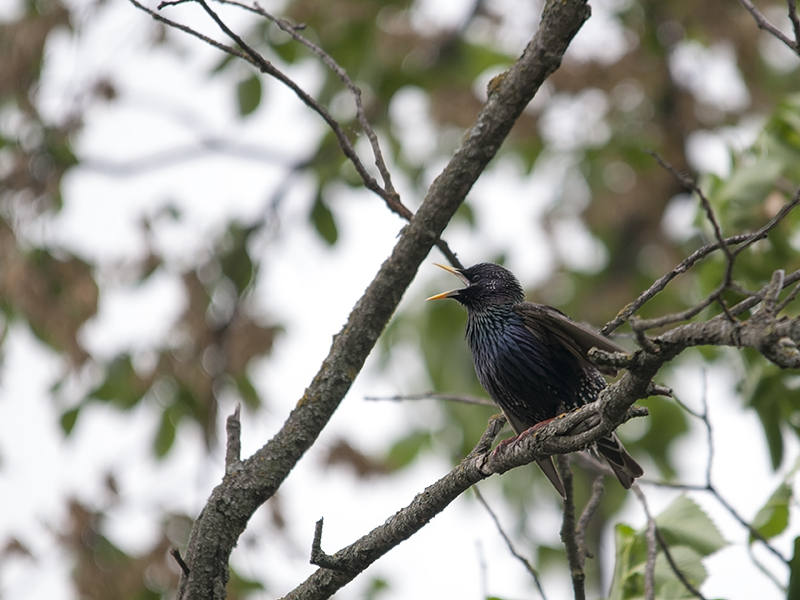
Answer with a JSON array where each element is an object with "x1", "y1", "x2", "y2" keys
[{"x1": 425, "y1": 263, "x2": 468, "y2": 301}]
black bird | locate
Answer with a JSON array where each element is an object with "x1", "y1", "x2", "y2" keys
[{"x1": 427, "y1": 262, "x2": 643, "y2": 497}]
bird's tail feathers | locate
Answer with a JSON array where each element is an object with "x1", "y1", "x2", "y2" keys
[
  {"x1": 535, "y1": 458, "x2": 566, "y2": 499},
  {"x1": 596, "y1": 433, "x2": 643, "y2": 489}
]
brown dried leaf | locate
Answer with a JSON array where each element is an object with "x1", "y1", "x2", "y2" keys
[
  {"x1": 0, "y1": 225, "x2": 98, "y2": 365},
  {"x1": 324, "y1": 438, "x2": 390, "y2": 478}
]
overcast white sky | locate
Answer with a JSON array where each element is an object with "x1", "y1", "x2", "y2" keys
[{"x1": 1, "y1": 0, "x2": 798, "y2": 598}]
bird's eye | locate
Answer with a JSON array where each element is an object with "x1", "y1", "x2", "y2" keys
[{"x1": 472, "y1": 274, "x2": 481, "y2": 282}]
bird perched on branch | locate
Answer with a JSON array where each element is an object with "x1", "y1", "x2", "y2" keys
[{"x1": 427, "y1": 262, "x2": 643, "y2": 498}]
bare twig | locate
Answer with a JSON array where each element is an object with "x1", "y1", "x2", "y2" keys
[
  {"x1": 602, "y1": 234, "x2": 748, "y2": 335},
  {"x1": 309, "y1": 518, "x2": 353, "y2": 571},
  {"x1": 690, "y1": 382, "x2": 789, "y2": 565},
  {"x1": 647, "y1": 153, "x2": 734, "y2": 275},
  {"x1": 643, "y1": 387, "x2": 789, "y2": 569},
  {"x1": 699, "y1": 374, "x2": 714, "y2": 486},
  {"x1": 758, "y1": 269, "x2": 786, "y2": 318},
  {"x1": 650, "y1": 152, "x2": 739, "y2": 320},
  {"x1": 225, "y1": 404, "x2": 241, "y2": 474},
  {"x1": 775, "y1": 279, "x2": 800, "y2": 313},
  {"x1": 709, "y1": 484, "x2": 789, "y2": 564},
  {"x1": 130, "y1": 0, "x2": 250, "y2": 59},
  {"x1": 170, "y1": 547, "x2": 191, "y2": 576},
  {"x1": 575, "y1": 476, "x2": 604, "y2": 562},
  {"x1": 747, "y1": 543, "x2": 789, "y2": 590},
  {"x1": 82, "y1": 138, "x2": 297, "y2": 175},
  {"x1": 134, "y1": 0, "x2": 464, "y2": 268},
  {"x1": 655, "y1": 527, "x2": 707, "y2": 599},
  {"x1": 365, "y1": 392, "x2": 497, "y2": 407},
  {"x1": 737, "y1": 0, "x2": 800, "y2": 54},
  {"x1": 474, "y1": 487, "x2": 548, "y2": 599},
  {"x1": 634, "y1": 483, "x2": 707, "y2": 599},
  {"x1": 217, "y1": 0, "x2": 398, "y2": 198},
  {"x1": 557, "y1": 455, "x2": 585, "y2": 600},
  {"x1": 729, "y1": 267, "x2": 800, "y2": 318},
  {"x1": 789, "y1": 0, "x2": 800, "y2": 46},
  {"x1": 146, "y1": 0, "x2": 388, "y2": 204},
  {"x1": 631, "y1": 486, "x2": 657, "y2": 600},
  {"x1": 603, "y1": 186, "x2": 800, "y2": 335}
]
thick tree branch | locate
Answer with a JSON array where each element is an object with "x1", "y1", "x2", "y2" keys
[
  {"x1": 277, "y1": 286, "x2": 800, "y2": 598},
  {"x1": 203, "y1": 270, "x2": 800, "y2": 600},
  {"x1": 149, "y1": 1, "x2": 594, "y2": 598}
]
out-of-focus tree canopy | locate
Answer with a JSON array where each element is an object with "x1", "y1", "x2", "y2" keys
[{"x1": 2, "y1": 0, "x2": 800, "y2": 598}]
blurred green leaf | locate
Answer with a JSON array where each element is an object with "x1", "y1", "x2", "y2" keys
[
  {"x1": 363, "y1": 575, "x2": 390, "y2": 600},
  {"x1": 609, "y1": 524, "x2": 641, "y2": 600},
  {"x1": 310, "y1": 192, "x2": 338, "y2": 245},
  {"x1": 154, "y1": 407, "x2": 178, "y2": 458},
  {"x1": 60, "y1": 406, "x2": 81, "y2": 435},
  {"x1": 537, "y1": 543, "x2": 567, "y2": 571},
  {"x1": 454, "y1": 201, "x2": 476, "y2": 226},
  {"x1": 227, "y1": 564, "x2": 265, "y2": 598},
  {"x1": 630, "y1": 396, "x2": 689, "y2": 479},
  {"x1": 656, "y1": 495, "x2": 726, "y2": 556},
  {"x1": 385, "y1": 430, "x2": 431, "y2": 470},
  {"x1": 609, "y1": 495, "x2": 726, "y2": 599},
  {"x1": 750, "y1": 482, "x2": 792, "y2": 542},
  {"x1": 706, "y1": 157, "x2": 783, "y2": 225},
  {"x1": 789, "y1": 536, "x2": 800, "y2": 600},
  {"x1": 220, "y1": 224, "x2": 255, "y2": 293},
  {"x1": 739, "y1": 356, "x2": 800, "y2": 470},
  {"x1": 90, "y1": 355, "x2": 146, "y2": 410},
  {"x1": 652, "y1": 545, "x2": 707, "y2": 599},
  {"x1": 234, "y1": 374, "x2": 261, "y2": 410},
  {"x1": 236, "y1": 74, "x2": 262, "y2": 117}
]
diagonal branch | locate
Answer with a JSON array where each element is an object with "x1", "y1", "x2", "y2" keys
[
  {"x1": 281, "y1": 401, "x2": 648, "y2": 599},
  {"x1": 137, "y1": 1, "x2": 595, "y2": 598},
  {"x1": 280, "y1": 294, "x2": 800, "y2": 600}
]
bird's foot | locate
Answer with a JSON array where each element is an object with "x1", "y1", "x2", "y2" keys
[
  {"x1": 524, "y1": 417, "x2": 555, "y2": 433},
  {"x1": 490, "y1": 434, "x2": 518, "y2": 458}
]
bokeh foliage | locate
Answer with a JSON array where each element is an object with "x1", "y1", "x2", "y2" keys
[{"x1": 2, "y1": 0, "x2": 800, "y2": 597}]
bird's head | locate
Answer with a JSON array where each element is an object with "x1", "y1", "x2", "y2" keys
[{"x1": 426, "y1": 262, "x2": 525, "y2": 310}]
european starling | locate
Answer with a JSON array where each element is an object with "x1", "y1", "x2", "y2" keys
[{"x1": 427, "y1": 262, "x2": 643, "y2": 497}]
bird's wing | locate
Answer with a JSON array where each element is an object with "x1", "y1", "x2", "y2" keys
[{"x1": 513, "y1": 303, "x2": 625, "y2": 374}]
